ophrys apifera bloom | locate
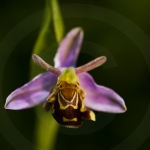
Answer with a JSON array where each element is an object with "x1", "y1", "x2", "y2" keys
[{"x1": 5, "y1": 28, "x2": 127, "y2": 128}]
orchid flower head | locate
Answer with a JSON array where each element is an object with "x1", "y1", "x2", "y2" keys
[{"x1": 5, "y1": 27, "x2": 127, "y2": 128}]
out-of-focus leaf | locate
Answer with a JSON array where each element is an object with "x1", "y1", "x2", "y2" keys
[
  {"x1": 32, "y1": 0, "x2": 54, "y2": 55},
  {"x1": 30, "y1": 0, "x2": 65, "y2": 150},
  {"x1": 34, "y1": 106, "x2": 59, "y2": 150},
  {"x1": 32, "y1": 0, "x2": 64, "y2": 56},
  {"x1": 30, "y1": 0, "x2": 64, "y2": 79},
  {"x1": 51, "y1": 0, "x2": 64, "y2": 43}
]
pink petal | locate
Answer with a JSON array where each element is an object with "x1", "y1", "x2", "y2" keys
[
  {"x1": 5, "y1": 72, "x2": 57, "y2": 110},
  {"x1": 78, "y1": 73, "x2": 127, "y2": 113},
  {"x1": 54, "y1": 27, "x2": 83, "y2": 68}
]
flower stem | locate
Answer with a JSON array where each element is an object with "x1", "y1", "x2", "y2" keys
[{"x1": 34, "y1": 107, "x2": 59, "y2": 150}]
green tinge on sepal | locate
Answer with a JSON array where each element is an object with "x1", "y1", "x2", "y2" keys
[{"x1": 30, "y1": 0, "x2": 65, "y2": 150}]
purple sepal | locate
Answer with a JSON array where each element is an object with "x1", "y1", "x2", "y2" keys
[
  {"x1": 5, "y1": 72, "x2": 57, "y2": 110},
  {"x1": 78, "y1": 72, "x2": 127, "y2": 113},
  {"x1": 54, "y1": 27, "x2": 83, "y2": 68}
]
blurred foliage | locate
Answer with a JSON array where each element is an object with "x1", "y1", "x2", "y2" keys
[
  {"x1": 30, "y1": 0, "x2": 64, "y2": 150},
  {"x1": 31, "y1": 0, "x2": 64, "y2": 77},
  {"x1": 1, "y1": 0, "x2": 150, "y2": 150},
  {"x1": 32, "y1": 0, "x2": 64, "y2": 56}
]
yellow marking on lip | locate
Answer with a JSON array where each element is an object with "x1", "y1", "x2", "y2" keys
[
  {"x1": 61, "y1": 88, "x2": 75, "y2": 100},
  {"x1": 89, "y1": 111, "x2": 96, "y2": 121},
  {"x1": 65, "y1": 125, "x2": 81, "y2": 128},
  {"x1": 58, "y1": 91, "x2": 78, "y2": 110},
  {"x1": 80, "y1": 100, "x2": 85, "y2": 112},
  {"x1": 49, "y1": 97, "x2": 55, "y2": 101},
  {"x1": 60, "y1": 90, "x2": 76, "y2": 103},
  {"x1": 47, "y1": 91, "x2": 56, "y2": 103},
  {"x1": 63, "y1": 117, "x2": 77, "y2": 122}
]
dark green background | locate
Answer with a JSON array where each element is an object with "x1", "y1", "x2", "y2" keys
[{"x1": 0, "y1": 0, "x2": 150, "y2": 150}]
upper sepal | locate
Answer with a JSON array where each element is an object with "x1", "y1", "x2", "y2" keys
[
  {"x1": 54, "y1": 27, "x2": 83, "y2": 68},
  {"x1": 78, "y1": 72, "x2": 127, "y2": 113},
  {"x1": 5, "y1": 72, "x2": 57, "y2": 110}
]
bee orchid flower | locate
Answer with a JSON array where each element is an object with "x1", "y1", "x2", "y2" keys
[{"x1": 5, "y1": 27, "x2": 127, "y2": 128}]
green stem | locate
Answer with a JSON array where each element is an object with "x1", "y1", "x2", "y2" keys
[
  {"x1": 30, "y1": 0, "x2": 65, "y2": 149},
  {"x1": 34, "y1": 107, "x2": 59, "y2": 150}
]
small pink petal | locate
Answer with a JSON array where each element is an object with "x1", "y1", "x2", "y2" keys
[{"x1": 78, "y1": 73, "x2": 127, "y2": 113}]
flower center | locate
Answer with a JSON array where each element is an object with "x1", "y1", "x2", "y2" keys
[{"x1": 61, "y1": 89, "x2": 76, "y2": 101}]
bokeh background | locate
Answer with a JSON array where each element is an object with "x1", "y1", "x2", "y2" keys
[{"x1": 0, "y1": 0, "x2": 150, "y2": 150}]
